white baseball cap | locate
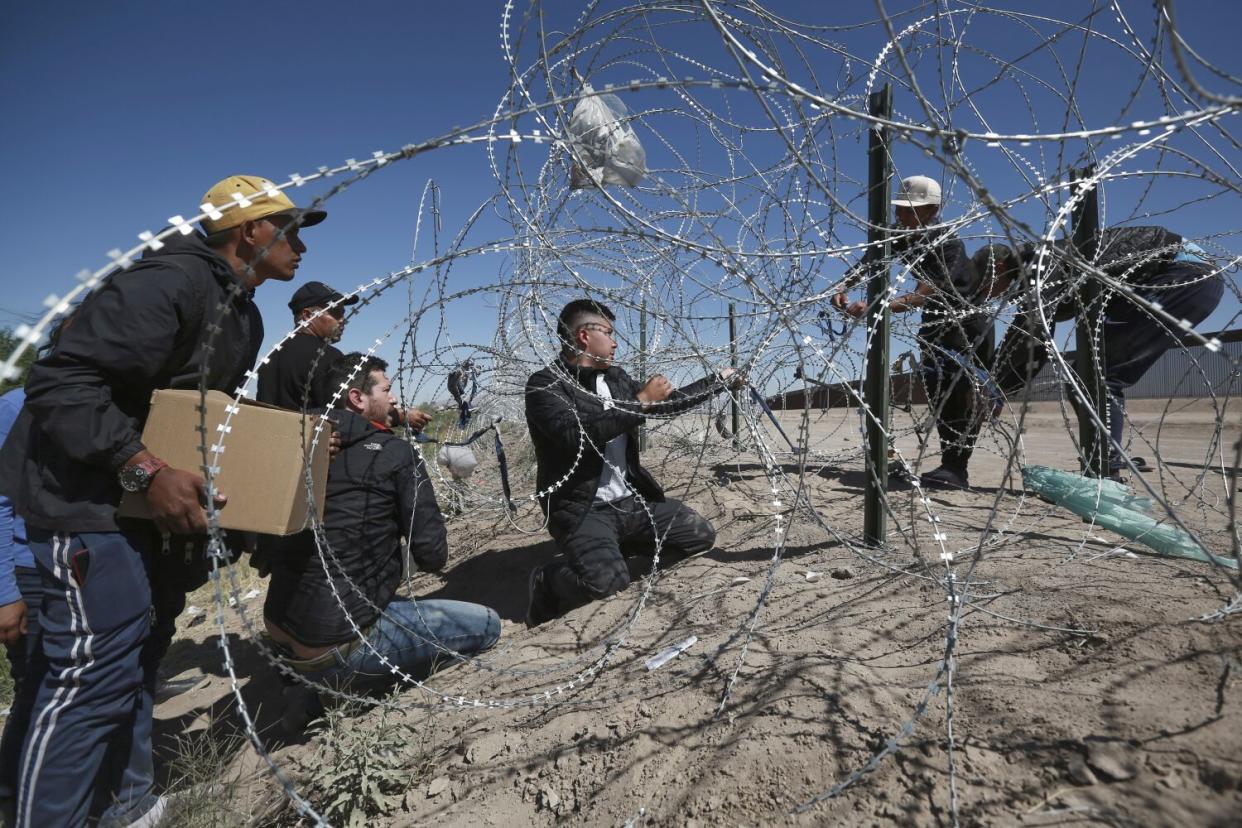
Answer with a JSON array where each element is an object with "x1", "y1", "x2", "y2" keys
[{"x1": 891, "y1": 175, "x2": 942, "y2": 208}]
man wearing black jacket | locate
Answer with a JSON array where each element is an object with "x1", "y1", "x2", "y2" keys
[
  {"x1": 263, "y1": 354, "x2": 499, "y2": 720},
  {"x1": 257, "y1": 280, "x2": 358, "y2": 411},
  {"x1": 524, "y1": 299, "x2": 739, "y2": 626},
  {"x1": 0, "y1": 174, "x2": 325, "y2": 827},
  {"x1": 832, "y1": 175, "x2": 994, "y2": 490}
]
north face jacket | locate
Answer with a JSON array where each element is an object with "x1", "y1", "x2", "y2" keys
[{"x1": 263, "y1": 408, "x2": 448, "y2": 647}]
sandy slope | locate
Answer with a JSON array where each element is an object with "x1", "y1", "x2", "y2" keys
[{"x1": 154, "y1": 400, "x2": 1241, "y2": 826}]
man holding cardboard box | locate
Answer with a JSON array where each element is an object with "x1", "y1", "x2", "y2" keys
[
  {"x1": 0, "y1": 174, "x2": 326, "y2": 828},
  {"x1": 263, "y1": 353, "x2": 500, "y2": 729}
]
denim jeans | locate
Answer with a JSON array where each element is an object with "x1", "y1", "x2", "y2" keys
[{"x1": 299, "y1": 599, "x2": 500, "y2": 691}]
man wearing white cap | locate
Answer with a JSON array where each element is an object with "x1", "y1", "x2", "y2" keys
[
  {"x1": 832, "y1": 174, "x2": 994, "y2": 490},
  {"x1": 0, "y1": 175, "x2": 326, "y2": 826}
]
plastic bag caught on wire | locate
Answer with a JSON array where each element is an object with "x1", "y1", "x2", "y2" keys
[
  {"x1": 567, "y1": 83, "x2": 646, "y2": 188},
  {"x1": 437, "y1": 444, "x2": 479, "y2": 481}
]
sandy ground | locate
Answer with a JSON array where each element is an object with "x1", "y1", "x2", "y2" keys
[{"x1": 153, "y1": 400, "x2": 1242, "y2": 826}]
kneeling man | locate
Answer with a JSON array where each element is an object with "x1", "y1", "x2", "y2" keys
[
  {"x1": 264, "y1": 353, "x2": 499, "y2": 709},
  {"x1": 524, "y1": 299, "x2": 741, "y2": 626}
]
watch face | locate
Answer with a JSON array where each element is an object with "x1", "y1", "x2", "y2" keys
[{"x1": 119, "y1": 465, "x2": 146, "y2": 493}]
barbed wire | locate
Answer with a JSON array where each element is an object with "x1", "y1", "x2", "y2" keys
[{"x1": 7, "y1": 1, "x2": 1241, "y2": 824}]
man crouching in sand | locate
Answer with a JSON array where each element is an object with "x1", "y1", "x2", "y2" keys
[{"x1": 523, "y1": 299, "x2": 742, "y2": 626}]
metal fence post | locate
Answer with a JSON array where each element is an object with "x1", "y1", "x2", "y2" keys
[
  {"x1": 729, "y1": 303, "x2": 740, "y2": 448},
  {"x1": 639, "y1": 299, "x2": 648, "y2": 451},
  {"x1": 1069, "y1": 166, "x2": 1108, "y2": 478},
  {"x1": 863, "y1": 84, "x2": 893, "y2": 546}
]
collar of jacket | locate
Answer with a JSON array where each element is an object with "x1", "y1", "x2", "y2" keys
[{"x1": 557, "y1": 356, "x2": 612, "y2": 390}]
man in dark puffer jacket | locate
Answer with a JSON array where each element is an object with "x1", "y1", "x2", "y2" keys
[
  {"x1": 263, "y1": 353, "x2": 499, "y2": 728},
  {"x1": 524, "y1": 299, "x2": 742, "y2": 626}
]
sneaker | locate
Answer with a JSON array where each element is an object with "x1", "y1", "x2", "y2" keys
[
  {"x1": 525, "y1": 565, "x2": 557, "y2": 628},
  {"x1": 124, "y1": 795, "x2": 167, "y2": 828},
  {"x1": 920, "y1": 465, "x2": 970, "y2": 490}
]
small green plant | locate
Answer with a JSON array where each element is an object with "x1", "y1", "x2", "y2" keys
[
  {"x1": 292, "y1": 697, "x2": 438, "y2": 827},
  {"x1": 0, "y1": 666, "x2": 13, "y2": 711},
  {"x1": 161, "y1": 722, "x2": 262, "y2": 827}
]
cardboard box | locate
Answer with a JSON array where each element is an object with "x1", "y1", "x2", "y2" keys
[{"x1": 119, "y1": 389, "x2": 330, "y2": 535}]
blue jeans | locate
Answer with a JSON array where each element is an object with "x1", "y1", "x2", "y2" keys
[
  {"x1": 0, "y1": 566, "x2": 41, "y2": 825},
  {"x1": 298, "y1": 599, "x2": 500, "y2": 691},
  {"x1": 16, "y1": 529, "x2": 178, "y2": 828}
]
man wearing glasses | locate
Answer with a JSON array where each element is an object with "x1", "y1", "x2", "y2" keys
[
  {"x1": 0, "y1": 175, "x2": 325, "y2": 826},
  {"x1": 523, "y1": 299, "x2": 741, "y2": 626}
]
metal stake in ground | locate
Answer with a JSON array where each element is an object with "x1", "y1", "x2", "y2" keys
[
  {"x1": 863, "y1": 84, "x2": 894, "y2": 546},
  {"x1": 1069, "y1": 166, "x2": 1108, "y2": 479},
  {"x1": 729, "y1": 302, "x2": 740, "y2": 449},
  {"x1": 639, "y1": 298, "x2": 648, "y2": 452}
]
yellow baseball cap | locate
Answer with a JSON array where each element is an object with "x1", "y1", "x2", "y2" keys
[{"x1": 199, "y1": 175, "x2": 327, "y2": 235}]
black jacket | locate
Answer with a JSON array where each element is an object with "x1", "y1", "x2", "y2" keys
[
  {"x1": 263, "y1": 409, "x2": 447, "y2": 647},
  {"x1": 525, "y1": 358, "x2": 721, "y2": 538},
  {"x1": 893, "y1": 230, "x2": 991, "y2": 356},
  {"x1": 1018, "y1": 226, "x2": 1197, "y2": 322},
  {"x1": 256, "y1": 332, "x2": 344, "y2": 411},
  {"x1": 0, "y1": 231, "x2": 263, "y2": 533}
]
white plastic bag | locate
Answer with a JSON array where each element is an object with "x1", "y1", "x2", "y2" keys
[
  {"x1": 567, "y1": 83, "x2": 646, "y2": 188},
  {"x1": 437, "y1": 444, "x2": 479, "y2": 481}
]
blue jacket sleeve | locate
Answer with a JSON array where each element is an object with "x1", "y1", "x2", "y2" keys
[{"x1": 0, "y1": 391, "x2": 25, "y2": 605}]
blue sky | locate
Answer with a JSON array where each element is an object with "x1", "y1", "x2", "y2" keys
[{"x1": 1, "y1": 2, "x2": 1239, "y2": 402}]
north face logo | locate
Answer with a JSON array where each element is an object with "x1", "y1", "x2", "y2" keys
[{"x1": 363, "y1": 442, "x2": 383, "y2": 451}]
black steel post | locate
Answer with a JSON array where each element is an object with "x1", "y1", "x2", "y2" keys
[
  {"x1": 863, "y1": 85, "x2": 893, "y2": 546},
  {"x1": 639, "y1": 299, "x2": 648, "y2": 451},
  {"x1": 729, "y1": 303, "x2": 740, "y2": 447},
  {"x1": 1069, "y1": 166, "x2": 1108, "y2": 478}
]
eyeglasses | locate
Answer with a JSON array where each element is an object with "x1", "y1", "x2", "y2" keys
[
  {"x1": 306, "y1": 306, "x2": 345, "y2": 320},
  {"x1": 577, "y1": 322, "x2": 615, "y2": 340}
]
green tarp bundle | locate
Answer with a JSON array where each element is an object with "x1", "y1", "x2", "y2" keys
[{"x1": 1021, "y1": 465, "x2": 1238, "y2": 570}]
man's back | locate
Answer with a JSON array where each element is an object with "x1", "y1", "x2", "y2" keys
[{"x1": 256, "y1": 332, "x2": 343, "y2": 410}]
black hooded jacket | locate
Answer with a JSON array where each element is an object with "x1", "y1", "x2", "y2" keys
[
  {"x1": 0, "y1": 231, "x2": 263, "y2": 533},
  {"x1": 263, "y1": 409, "x2": 447, "y2": 647},
  {"x1": 525, "y1": 358, "x2": 722, "y2": 538},
  {"x1": 1011, "y1": 226, "x2": 1207, "y2": 322}
]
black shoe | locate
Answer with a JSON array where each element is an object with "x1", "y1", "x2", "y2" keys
[
  {"x1": 280, "y1": 684, "x2": 325, "y2": 734},
  {"x1": 525, "y1": 565, "x2": 557, "y2": 628},
  {"x1": 920, "y1": 465, "x2": 970, "y2": 490}
]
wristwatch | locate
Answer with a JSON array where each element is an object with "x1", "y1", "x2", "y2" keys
[{"x1": 118, "y1": 457, "x2": 169, "y2": 493}]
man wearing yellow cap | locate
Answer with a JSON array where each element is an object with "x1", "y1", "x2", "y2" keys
[{"x1": 0, "y1": 175, "x2": 326, "y2": 827}]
